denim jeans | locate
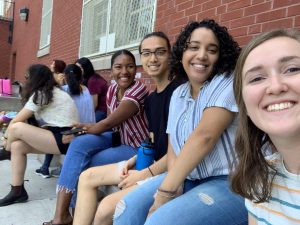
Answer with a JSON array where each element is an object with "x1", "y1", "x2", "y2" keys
[
  {"x1": 95, "y1": 110, "x2": 107, "y2": 122},
  {"x1": 113, "y1": 174, "x2": 248, "y2": 225},
  {"x1": 57, "y1": 131, "x2": 137, "y2": 208},
  {"x1": 41, "y1": 154, "x2": 53, "y2": 170}
]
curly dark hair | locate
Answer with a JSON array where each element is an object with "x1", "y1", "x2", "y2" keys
[
  {"x1": 170, "y1": 19, "x2": 241, "y2": 81},
  {"x1": 22, "y1": 64, "x2": 57, "y2": 106}
]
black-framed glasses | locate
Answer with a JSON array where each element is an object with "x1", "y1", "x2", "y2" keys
[{"x1": 140, "y1": 49, "x2": 167, "y2": 58}]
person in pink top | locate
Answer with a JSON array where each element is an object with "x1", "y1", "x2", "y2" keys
[{"x1": 43, "y1": 49, "x2": 149, "y2": 225}]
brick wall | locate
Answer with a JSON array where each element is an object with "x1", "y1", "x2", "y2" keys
[
  {"x1": 155, "y1": 0, "x2": 300, "y2": 46},
  {"x1": 0, "y1": 19, "x2": 12, "y2": 78},
  {"x1": 11, "y1": 0, "x2": 82, "y2": 83},
  {"x1": 12, "y1": 0, "x2": 43, "y2": 82},
  {"x1": 6, "y1": 0, "x2": 300, "y2": 87}
]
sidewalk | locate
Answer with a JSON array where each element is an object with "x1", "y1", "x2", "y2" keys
[{"x1": 0, "y1": 155, "x2": 58, "y2": 225}]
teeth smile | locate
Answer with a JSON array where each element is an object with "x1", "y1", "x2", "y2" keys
[
  {"x1": 149, "y1": 65, "x2": 159, "y2": 70},
  {"x1": 266, "y1": 102, "x2": 294, "y2": 112},
  {"x1": 192, "y1": 64, "x2": 206, "y2": 69}
]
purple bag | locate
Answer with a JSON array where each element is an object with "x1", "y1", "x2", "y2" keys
[{"x1": 0, "y1": 79, "x2": 2, "y2": 94}]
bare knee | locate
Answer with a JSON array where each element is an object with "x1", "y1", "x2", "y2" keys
[
  {"x1": 9, "y1": 122, "x2": 26, "y2": 138},
  {"x1": 10, "y1": 140, "x2": 27, "y2": 154},
  {"x1": 79, "y1": 168, "x2": 98, "y2": 189},
  {"x1": 95, "y1": 195, "x2": 118, "y2": 222}
]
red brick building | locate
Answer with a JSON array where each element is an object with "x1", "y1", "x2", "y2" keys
[
  {"x1": 0, "y1": 0, "x2": 299, "y2": 88},
  {"x1": 0, "y1": 17, "x2": 11, "y2": 77}
]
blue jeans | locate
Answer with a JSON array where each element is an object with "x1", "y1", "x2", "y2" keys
[
  {"x1": 95, "y1": 110, "x2": 107, "y2": 122},
  {"x1": 41, "y1": 154, "x2": 53, "y2": 170},
  {"x1": 113, "y1": 174, "x2": 248, "y2": 225},
  {"x1": 57, "y1": 131, "x2": 137, "y2": 208}
]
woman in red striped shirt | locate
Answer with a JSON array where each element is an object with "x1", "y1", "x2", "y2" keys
[{"x1": 44, "y1": 49, "x2": 149, "y2": 225}]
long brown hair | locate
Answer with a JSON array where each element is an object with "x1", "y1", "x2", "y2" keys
[{"x1": 231, "y1": 29, "x2": 300, "y2": 203}]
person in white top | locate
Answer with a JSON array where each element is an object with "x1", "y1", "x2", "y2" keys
[
  {"x1": 231, "y1": 29, "x2": 300, "y2": 225},
  {"x1": 0, "y1": 64, "x2": 79, "y2": 207}
]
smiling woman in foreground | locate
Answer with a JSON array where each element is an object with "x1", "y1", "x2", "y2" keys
[{"x1": 231, "y1": 29, "x2": 300, "y2": 225}]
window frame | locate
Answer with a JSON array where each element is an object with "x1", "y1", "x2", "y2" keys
[
  {"x1": 79, "y1": 0, "x2": 157, "y2": 69},
  {"x1": 37, "y1": 0, "x2": 53, "y2": 57}
]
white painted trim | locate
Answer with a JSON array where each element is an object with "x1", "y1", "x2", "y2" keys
[
  {"x1": 37, "y1": 45, "x2": 50, "y2": 57},
  {"x1": 91, "y1": 49, "x2": 141, "y2": 70}
]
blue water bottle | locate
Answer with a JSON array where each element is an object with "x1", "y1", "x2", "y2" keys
[{"x1": 135, "y1": 138, "x2": 154, "y2": 170}]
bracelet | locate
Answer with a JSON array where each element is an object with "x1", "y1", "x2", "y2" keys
[
  {"x1": 148, "y1": 167, "x2": 154, "y2": 176},
  {"x1": 156, "y1": 190, "x2": 176, "y2": 199},
  {"x1": 158, "y1": 187, "x2": 177, "y2": 195}
]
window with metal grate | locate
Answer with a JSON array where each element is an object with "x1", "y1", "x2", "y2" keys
[{"x1": 80, "y1": 0, "x2": 156, "y2": 57}]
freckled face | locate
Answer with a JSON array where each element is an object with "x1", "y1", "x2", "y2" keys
[{"x1": 242, "y1": 37, "x2": 300, "y2": 139}]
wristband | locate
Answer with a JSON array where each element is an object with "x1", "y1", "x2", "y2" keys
[
  {"x1": 148, "y1": 167, "x2": 154, "y2": 176},
  {"x1": 158, "y1": 187, "x2": 177, "y2": 195},
  {"x1": 156, "y1": 190, "x2": 176, "y2": 199}
]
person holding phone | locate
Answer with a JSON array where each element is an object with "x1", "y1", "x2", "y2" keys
[
  {"x1": 43, "y1": 50, "x2": 149, "y2": 225},
  {"x1": 0, "y1": 64, "x2": 79, "y2": 207},
  {"x1": 72, "y1": 31, "x2": 181, "y2": 225}
]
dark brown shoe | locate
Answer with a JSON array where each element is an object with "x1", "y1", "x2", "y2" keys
[
  {"x1": 0, "y1": 148, "x2": 11, "y2": 161},
  {"x1": 0, "y1": 184, "x2": 28, "y2": 206}
]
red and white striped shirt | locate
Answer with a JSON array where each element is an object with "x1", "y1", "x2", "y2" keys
[{"x1": 106, "y1": 81, "x2": 149, "y2": 148}]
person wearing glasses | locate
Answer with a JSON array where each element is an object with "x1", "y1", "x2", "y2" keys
[
  {"x1": 113, "y1": 19, "x2": 248, "y2": 225},
  {"x1": 72, "y1": 32, "x2": 180, "y2": 225},
  {"x1": 43, "y1": 50, "x2": 149, "y2": 225},
  {"x1": 0, "y1": 64, "x2": 79, "y2": 207}
]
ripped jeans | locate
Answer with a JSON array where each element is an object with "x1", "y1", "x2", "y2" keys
[
  {"x1": 57, "y1": 132, "x2": 137, "y2": 208},
  {"x1": 113, "y1": 174, "x2": 248, "y2": 225}
]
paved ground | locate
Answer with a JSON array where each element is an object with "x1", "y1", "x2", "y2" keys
[{"x1": 0, "y1": 155, "x2": 58, "y2": 225}]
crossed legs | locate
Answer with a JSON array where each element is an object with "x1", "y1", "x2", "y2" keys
[{"x1": 8, "y1": 122, "x2": 61, "y2": 185}]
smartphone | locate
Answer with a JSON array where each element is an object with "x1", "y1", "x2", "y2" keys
[
  {"x1": 60, "y1": 128, "x2": 85, "y2": 135},
  {"x1": 112, "y1": 131, "x2": 121, "y2": 147}
]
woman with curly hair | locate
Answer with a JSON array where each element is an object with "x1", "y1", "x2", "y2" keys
[
  {"x1": 0, "y1": 64, "x2": 79, "y2": 207},
  {"x1": 231, "y1": 29, "x2": 300, "y2": 225},
  {"x1": 35, "y1": 59, "x2": 68, "y2": 178},
  {"x1": 113, "y1": 19, "x2": 247, "y2": 225}
]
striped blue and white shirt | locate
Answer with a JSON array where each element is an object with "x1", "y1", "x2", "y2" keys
[
  {"x1": 245, "y1": 153, "x2": 300, "y2": 225},
  {"x1": 166, "y1": 73, "x2": 238, "y2": 180}
]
